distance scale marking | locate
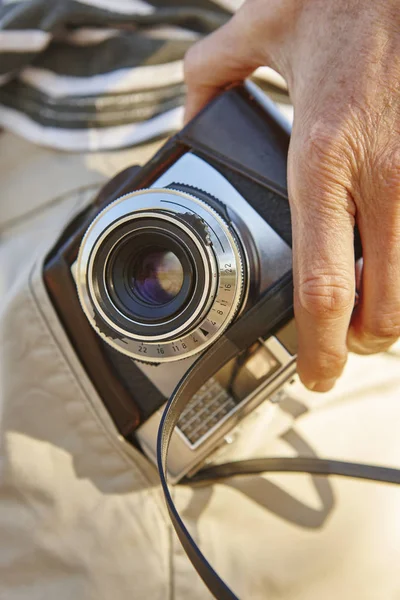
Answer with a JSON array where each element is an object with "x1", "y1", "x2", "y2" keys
[{"x1": 127, "y1": 236, "x2": 241, "y2": 361}]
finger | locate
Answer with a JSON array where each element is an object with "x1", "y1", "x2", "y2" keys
[
  {"x1": 288, "y1": 126, "x2": 357, "y2": 392},
  {"x1": 348, "y1": 167, "x2": 400, "y2": 354},
  {"x1": 184, "y1": 5, "x2": 266, "y2": 123}
]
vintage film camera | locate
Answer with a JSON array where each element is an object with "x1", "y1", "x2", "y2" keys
[{"x1": 45, "y1": 82, "x2": 297, "y2": 483}]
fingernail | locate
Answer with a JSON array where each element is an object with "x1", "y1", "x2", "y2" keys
[{"x1": 308, "y1": 378, "x2": 337, "y2": 393}]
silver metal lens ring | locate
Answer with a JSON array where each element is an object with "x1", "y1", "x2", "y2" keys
[{"x1": 76, "y1": 187, "x2": 246, "y2": 362}]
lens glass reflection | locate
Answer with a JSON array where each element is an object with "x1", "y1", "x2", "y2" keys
[{"x1": 131, "y1": 247, "x2": 184, "y2": 306}]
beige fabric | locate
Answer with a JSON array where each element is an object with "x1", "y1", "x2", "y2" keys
[{"x1": 1, "y1": 130, "x2": 400, "y2": 600}]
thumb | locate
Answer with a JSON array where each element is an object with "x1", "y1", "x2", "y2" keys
[{"x1": 183, "y1": 5, "x2": 270, "y2": 123}]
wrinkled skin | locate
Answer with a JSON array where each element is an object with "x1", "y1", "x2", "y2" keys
[{"x1": 184, "y1": 0, "x2": 400, "y2": 392}]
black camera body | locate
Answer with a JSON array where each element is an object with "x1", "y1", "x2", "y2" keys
[{"x1": 45, "y1": 82, "x2": 297, "y2": 481}]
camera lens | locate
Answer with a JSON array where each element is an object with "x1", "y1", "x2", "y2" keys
[
  {"x1": 77, "y1": 187, "x2": 246, "y2": 362},
  {"x1": 104, "y1": 227, "x2": 196, "y2": 325},
  {"x1": 131, "y1": 248, "x2": 184, "y2": 306}
]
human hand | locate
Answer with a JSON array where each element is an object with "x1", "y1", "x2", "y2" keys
[{"x1": 184, "y1": 0, "x2": 400, "y2": 392}]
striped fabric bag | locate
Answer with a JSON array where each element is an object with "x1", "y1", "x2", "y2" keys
[{"x1": 0, "y1": 0, "x2": 288, "y2": 151}]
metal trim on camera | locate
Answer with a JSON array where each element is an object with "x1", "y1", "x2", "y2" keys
[{"x1": 76, "y1": 187, "x2": 246, "y2": 362}]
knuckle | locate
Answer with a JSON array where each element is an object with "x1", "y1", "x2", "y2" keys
[
  {"x1": 290, "y1": 119, "x2": 354, "y2": 211},
  {"x1": 297, "y1": 273, "x2": 354, "y2": 318},
  {"x1": 300, "y1": 120, "x2": 349, "y2": 174},
  {"x1": 362, "y1": 313, "x2": 400, "y2": 343},
  {"x1": 183, "y1": 43, "x2": 203, "y2": 82},
  {"x1": 378, "y1": 147, "x2": 400, "y2": 190},
  {"x1": 303, "y1": 121, "x2": 336, "y2": 161},
  {"x1": 365, "y1": 147, "x2": 400, "y2": 239},
  {"x1": 371, "y1": 147, "x2": 400, "y2": 212}
]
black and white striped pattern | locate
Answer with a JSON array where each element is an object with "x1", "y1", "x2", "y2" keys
[{"x1": 0, "y1": 0, "x2": 288, "y2": 151}]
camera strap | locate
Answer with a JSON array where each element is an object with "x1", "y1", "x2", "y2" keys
[{"x1": 156, "y1": 270, "x2": 400, "y2": 600}]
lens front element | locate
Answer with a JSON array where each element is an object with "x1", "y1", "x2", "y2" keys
[
  {"x1": 132, "y1": 248, "x2": 184, "y2": 305},
  {"x1": 104, "y1": 226, "x2": 196, "y2": 326},
  {"x1": 77, "y1": 187, "x2": 246, "y2": 362}
]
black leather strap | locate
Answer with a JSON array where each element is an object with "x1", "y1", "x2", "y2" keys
[
  {"x1": 186, "y1": 457, "x2": 400, "y2": 487},
  {"x1": 156, "y1": 270, "x2": 400, "y2": 600},
  {"x1": 157, "y1": 271, "x2": 294, "y2": 599}
]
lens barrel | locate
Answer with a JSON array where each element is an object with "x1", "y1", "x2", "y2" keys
[{"x1": 77, "y1": 187, "x2": 246, "y2": 363}]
